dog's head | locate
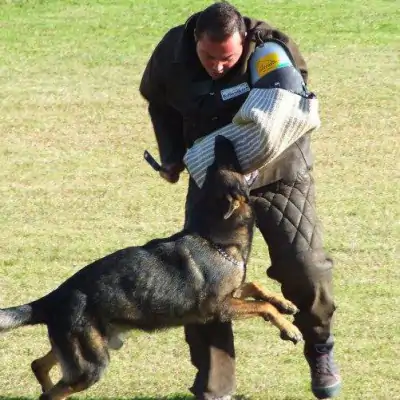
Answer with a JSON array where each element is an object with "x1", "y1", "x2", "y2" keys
[
  {"x1": 187, "y1": 136, "x2": 255, "y2": 262},
  {"x1": 199, "y1": 135, "x2": 253, "y2": 224}
]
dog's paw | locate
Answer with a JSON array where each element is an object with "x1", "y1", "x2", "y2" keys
[
  {"x1": 273, "y1": 299, "x2": 299, "y2": 315},
  {"x1": 280, "y1": 326, "x2": 303, "y2": 345}
]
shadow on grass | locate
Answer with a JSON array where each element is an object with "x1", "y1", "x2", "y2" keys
[
  {"x1": 0, "y1": 396, "x2": 302, "y2": 400},
  {"x1": 0, "y1": 396, "x2": 195, "y2": 400},
  {"x1": 0, "y1": 395, "x2": 302, "y2": 400}
]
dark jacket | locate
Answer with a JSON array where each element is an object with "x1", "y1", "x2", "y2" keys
[{"x1": 140, "y1": 13, "x2": 313, "y2": 189}]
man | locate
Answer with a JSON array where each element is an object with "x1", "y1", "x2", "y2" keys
[{"x1": 139, "y1": 2, "x2": 341, "y2": 399}]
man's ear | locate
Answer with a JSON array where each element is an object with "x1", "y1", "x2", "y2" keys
[{"x1": 223, "y1": 194, "x2": 240, "y2": 220}]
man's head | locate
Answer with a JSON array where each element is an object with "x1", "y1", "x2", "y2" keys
[{"x1": 195, "y1": 2, "x2": 246, "y2": 79}]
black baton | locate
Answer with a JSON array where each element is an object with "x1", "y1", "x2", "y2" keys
[{"x1": 144, "y1": 150, "x2": 166, "y2": 173}]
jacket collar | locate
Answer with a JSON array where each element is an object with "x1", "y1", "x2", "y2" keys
[{"x1": 172, "y1": 13, "x2": 200, "y2": 64}]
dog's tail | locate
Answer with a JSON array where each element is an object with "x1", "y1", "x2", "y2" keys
[{"x1": 0, "y1": 300, "x2": 45, "y2": 333}]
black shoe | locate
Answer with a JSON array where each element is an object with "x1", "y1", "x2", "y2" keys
[{"x1": 304, "y1": 338, "x2": 341, "y2": 399}]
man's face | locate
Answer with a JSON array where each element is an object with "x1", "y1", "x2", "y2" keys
[{"x1": 196, "y1": 31, "x2": 244, "y2": 80}]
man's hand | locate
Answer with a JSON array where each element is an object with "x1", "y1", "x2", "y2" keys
[{"x1": 159, "y1": 163, "x2": 185, "y2": 184}]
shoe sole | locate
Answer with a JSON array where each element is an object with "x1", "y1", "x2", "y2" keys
[{"x1": 312, "y1": 380, "x2": 341, "y2": 399}]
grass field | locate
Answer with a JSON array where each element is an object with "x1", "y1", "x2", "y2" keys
[{"x1": 0, "y1": 0, "x2": 399, "y2": 399}]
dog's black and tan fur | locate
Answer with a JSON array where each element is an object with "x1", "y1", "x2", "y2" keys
[{"x1": 0, "y1": 136, "x2": 302, "y2": 399}]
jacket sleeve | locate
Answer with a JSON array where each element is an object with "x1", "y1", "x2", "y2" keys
[
  {"x1": 250, "y1": 21, "x2": 309, "y2": 84},
  {"x1": 139, "y1": 43, "x2": 186, "y2": 166}
]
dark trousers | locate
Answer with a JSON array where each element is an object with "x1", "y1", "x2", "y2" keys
[{"x1": 184, "y1": 169, "x2": 336, "y2": 398}]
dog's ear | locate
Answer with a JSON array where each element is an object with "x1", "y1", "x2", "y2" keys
[
  {"x1": 223, "y1": 194, "x2": 240, "y2": 220},
  {"x1": 214, "y1": 135, "x2": 242, "y2": 173}
]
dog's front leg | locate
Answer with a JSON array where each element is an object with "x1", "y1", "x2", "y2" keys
[
  {"x1": 232, "y1": 281, "x2": 298, "y2": 314},
  {"x1": 227, "y1": 298, "x2": 303, "y2": 344}
]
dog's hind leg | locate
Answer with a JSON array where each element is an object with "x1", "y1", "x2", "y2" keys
[
  {"x1": 39, "y1": 356, "x2": 109, "y2": 400},
  {"x1": 232, "y1": 281, "x2": 298, "y2": 314},
  {"x1": 38, "y1": 379, "x2": 93, "y2": 400},
  {"x1": 31, "y1": 349, "x2": 57, "y2": 393},
  {"x1": 227, "y1": 298, "x2": 303, "y2": 344},
  {"x1": 39, "y1": 353, "x2": 109, "y2": 400},
  {"x1": 40, "y1": 326, "x2": 110, "y2": 399},
  {"x1": 39, "y1": 380, "x2": 73, "y2": 400}
]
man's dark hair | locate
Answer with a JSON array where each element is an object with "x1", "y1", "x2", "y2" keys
[{"x1": 195, "y1": 2, "x2": 246, "y2": 42}]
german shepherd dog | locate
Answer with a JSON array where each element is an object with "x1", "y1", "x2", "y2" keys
[{"x1": 0, "y1": 136, "x2": 302, "y2": 399}]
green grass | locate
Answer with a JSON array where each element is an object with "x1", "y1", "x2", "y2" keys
[{"x1": 0, "y1": 0, "x2": 399, "y2": 399}]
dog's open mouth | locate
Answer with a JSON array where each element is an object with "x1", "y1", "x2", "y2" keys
[{"x1": 244, "y1": 170, "x2": 259, "y2": 186}]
